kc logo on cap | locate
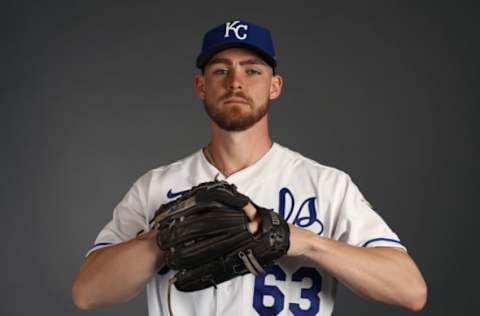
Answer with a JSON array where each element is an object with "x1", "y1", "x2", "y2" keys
[
  {"x1": 224, "y1": 21, "x2": 248, "y2": 40},
  {"x1": 196, "y1": 19, "x2": 277, "y2": 70}
]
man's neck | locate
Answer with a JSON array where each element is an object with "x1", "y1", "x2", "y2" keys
[{"x1": 205, "y1": 116, "x2": 272, "y2": 177}]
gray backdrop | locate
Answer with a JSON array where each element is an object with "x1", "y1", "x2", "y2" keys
[{"x1": 2, "y1": 1, "x2": 478, "y2": 315}]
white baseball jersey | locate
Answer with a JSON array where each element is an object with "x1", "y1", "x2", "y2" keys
[{"x1": 87, "y1": 143, "x2": 405, "y2": 316}]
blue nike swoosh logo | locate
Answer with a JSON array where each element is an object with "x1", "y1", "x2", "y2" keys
[{"x1": 167, "y1": 188, "x2": 187, "y2": 199}]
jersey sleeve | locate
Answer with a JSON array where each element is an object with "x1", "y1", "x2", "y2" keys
[
  {"x1": 331, "y1": 173, "x2": 406, "y2": 250},
  {"x1": 85, "y1": 174, "x2": 150, "y2": 257}
]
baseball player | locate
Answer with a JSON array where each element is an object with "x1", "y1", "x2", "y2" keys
[{"x1": 72, "y1": 20, "x2": 427, "y2": 315}]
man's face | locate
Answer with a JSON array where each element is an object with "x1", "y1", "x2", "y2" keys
[{"x1": 195, "y1": 48, "x2": 282, "y2": 132}]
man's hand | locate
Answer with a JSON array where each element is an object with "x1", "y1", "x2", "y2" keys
[
  {"x1": 243, "y1": 202, "x2": 260, "y2": 234},
  {"x1": 152, "y1": 180, "x2": 290, "y2": 292}
]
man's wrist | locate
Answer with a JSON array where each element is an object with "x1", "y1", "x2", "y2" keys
[{"x1": 287, "y1": 224, "x2": 317, "y2": 257}]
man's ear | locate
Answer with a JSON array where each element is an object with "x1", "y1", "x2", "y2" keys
[
  {"x1": 269, "y1": 74, "x2": 283, "y2": 100},
  {"x1": 195, "y1": 74, "x2": 205, "y2": 100}
]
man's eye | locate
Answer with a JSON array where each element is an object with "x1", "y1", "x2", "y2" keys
[
  {"x1": 213, "y1": 69, "x2": 228, "y2": 75},
  {"x1": 246, "y1": 69, "x2": 261, "y2": 75}
]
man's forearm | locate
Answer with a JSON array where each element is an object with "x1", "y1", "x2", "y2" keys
[
  {"x1": 288, "y1": 225, "x2": 427, "y2": 311},
  {"x1": 72, "y1": 230, "x2": 164, "y2": 310}
]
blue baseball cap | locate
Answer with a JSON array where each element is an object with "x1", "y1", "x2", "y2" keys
[{"x1": 196, "y1": 20, "x2": 277, "y2": 70}]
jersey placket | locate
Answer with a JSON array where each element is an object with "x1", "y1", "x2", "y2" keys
[{"x1": 215, "y1": 278, "x2": 242, "y2": 316}]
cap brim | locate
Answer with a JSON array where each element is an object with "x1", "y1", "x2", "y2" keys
[{"x1": 196, "y1": 43, "x2": 276, "y2": 69}]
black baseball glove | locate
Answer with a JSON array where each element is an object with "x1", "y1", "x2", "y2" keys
[{"x1": 152, "y1": 180, "x2": 290, "y2": 292}]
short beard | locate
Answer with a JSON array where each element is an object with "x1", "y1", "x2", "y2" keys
[{"x1": 203, "y1": 95, "x2": 270, "y2": 132}]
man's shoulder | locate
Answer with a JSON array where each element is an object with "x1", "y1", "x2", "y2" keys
[
  {"x1": 274, "y1": 143, "x2": 349, "y2": 179},
  {"x1": 151, "y1": 150, "x2": 202, "y2": 174},
  {"x1": 134, "y1": 149, "x2": 203, "y2": 186}
]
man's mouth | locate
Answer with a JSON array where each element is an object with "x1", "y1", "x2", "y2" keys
[{"x1": 223, "y1": 97, "x2": 249, "y2": 104}]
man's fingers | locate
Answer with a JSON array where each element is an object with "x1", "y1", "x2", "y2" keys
[
  {"x1": 248, "y1": 221, "x2": 259, "y2": 235},
  {"x1": 243, "y1": 203, "x2": 257, "y2": 221},
  {"x1": 244, "y1": 203, "x2": 260, "y2": 234}
]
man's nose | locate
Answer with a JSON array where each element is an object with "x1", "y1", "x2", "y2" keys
[{"x1": 226, "y1": 69, "x2": 243, "y2": 91}]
